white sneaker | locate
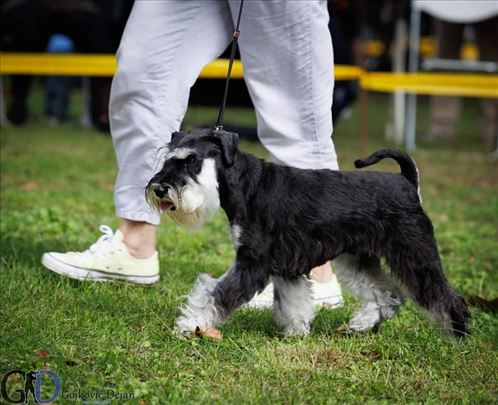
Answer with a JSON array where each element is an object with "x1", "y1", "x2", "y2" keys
[
  {"x1": 310, "y1": 275, "x2": 344, "y2": 308},
  {"x1": 41, "y1": 225, "x2": 160, "y2": 284},
  {"x1": 244, "y1": 282, "x2": 275, "y2": 309},
  {"x1": 244, "y1": 273, "x2": 343, "y2": 309}
]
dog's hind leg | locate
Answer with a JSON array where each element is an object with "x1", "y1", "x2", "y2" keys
[
  {"x1": 334, "y1": 253, "x2": 403, "y2": 332},
  {"x1": 385, "y1": 227, "x2": 470, "y2": 339},
  {"x1": 272, "y1": 276, "x2": 315, "y2": 336}
]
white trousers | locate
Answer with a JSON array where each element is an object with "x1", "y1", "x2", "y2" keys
[{"x1": 110, "y1": 0, "x2": 337, "y2": 225}]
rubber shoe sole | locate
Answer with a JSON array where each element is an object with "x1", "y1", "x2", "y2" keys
[
  {"x1": 41, "y1": 253, "x2": 159, "y2": 285},
  {"x1": 314, "y1": 296, "x2": 344, "y2": 308}
]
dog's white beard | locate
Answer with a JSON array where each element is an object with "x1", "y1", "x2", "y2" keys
[{"x1": 167, "y1": 158, "x2": 220, "y2": 230}]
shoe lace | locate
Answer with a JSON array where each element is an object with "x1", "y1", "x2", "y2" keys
[
  {"x1": 78, "y1": 225, "x2": 115, "y2": 260},
  {"x1": 90, "y1": 224, "x2": 114, "y2": 250}
]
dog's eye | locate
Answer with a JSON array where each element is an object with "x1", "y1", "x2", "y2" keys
[{"x1": 185, "y1": 154, "x2": 198, "y2": 166}]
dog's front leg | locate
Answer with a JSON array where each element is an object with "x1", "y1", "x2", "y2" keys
[
  {"x1": 175, "y1": 272, "x2": 222, "y2": 335},
  {"x1": 175, "y1": 263, "x2": 269, "y2": 335},
  {"x1": 272, "y1": 276, "x2": 315, "y2": 336}
]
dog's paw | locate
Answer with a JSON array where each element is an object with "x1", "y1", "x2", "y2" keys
[
  {"x1": 173, "y1": 316, "x2": 197, "y2": 337},
  {"x1": 347, "y1": 310, "x2": 382, "y2": 332},
  {"x1": 283, "y1": 322, "x2": 311, "y2": 337}
]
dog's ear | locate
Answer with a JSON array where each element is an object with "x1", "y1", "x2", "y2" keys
[{"x1": 211, "y1": 130, "x2": 239, "y2": 166}]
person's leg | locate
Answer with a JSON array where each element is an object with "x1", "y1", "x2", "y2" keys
[
  {"x1": 111, "y1": 0, "x2": 232, "y2": 225},
  {"x1": 118, "y1": 220, "x2": 157, "y2": 259},
  {"x1": 231, "y1": 0, "x2": 340, "y2": 305},
  {"x1": 42, "y1": 0, "x2": 233, "y2": 281},
  {"x1": 54, "y1": 5, "x2": 114, "y2": 131},
  {"x1": 1, "y1": 1, "x2": 50, "y2": 125},
  {"x1": 44, "y1": 35, "x2": 75, "y2": 123},
  {"x1": 231, "y1": 0, "x2": 338, "y2": 170},
  {"x1": 110, "y1": 0, "x2": 233, "y2": 256}
]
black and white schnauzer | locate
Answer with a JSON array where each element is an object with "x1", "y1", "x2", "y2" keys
[{"x1": 146, "y1": 128, "x2": 470, "y2": 339}]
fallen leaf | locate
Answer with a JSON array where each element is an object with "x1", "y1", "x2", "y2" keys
[
  {"x1": 21, "y1": 182, "x2": 40, "y2": 190},
  {"x1": 335, "y1": 323, "x2": 350, "y2": 333},
  {"x1": 195, "y1": 326, "x2": 223, "y2": 341},
  {"x1": 36, "y1": 350, "x2": 49, "y2": 359}
]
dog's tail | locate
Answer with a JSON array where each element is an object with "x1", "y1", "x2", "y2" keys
[{"x1": 354, "y1": 149, "x2": 419, "y2": 189}]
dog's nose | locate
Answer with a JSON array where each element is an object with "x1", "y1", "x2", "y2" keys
[{"x1": 154, "y1": 184, "x2": 168, "y2": 198}]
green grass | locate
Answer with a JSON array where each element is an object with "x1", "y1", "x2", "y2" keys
[{"x1": 1, "y1": 93, "x2": 497, "y2": 404}]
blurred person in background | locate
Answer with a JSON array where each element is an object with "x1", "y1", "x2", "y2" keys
[
  {"x1": 44, "y1": 34, "x2": 74, "y2": 126},
  {"x1": 41, "y1": 0, "x2": 344, "y2": 309},
  {"x1": 1, "y1": 0, "x2": 112, "y2": 131},
  {"x1": 328, "y1": 0, "x2": 360, "y2": 124}
]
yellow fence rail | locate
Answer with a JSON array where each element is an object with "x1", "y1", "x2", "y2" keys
[
  {"x1": 1, "y1": 52, "x2": 497, "y2": 98},
  {"x1": 364, "y1": 37, "x2": 479, "y2": 61},
  {"x1": 360, "y1": 72, "x2": 498, "y2": 98},
  {"x1": 0, "y1": 52, "x2": 362, "y2": 80}
]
